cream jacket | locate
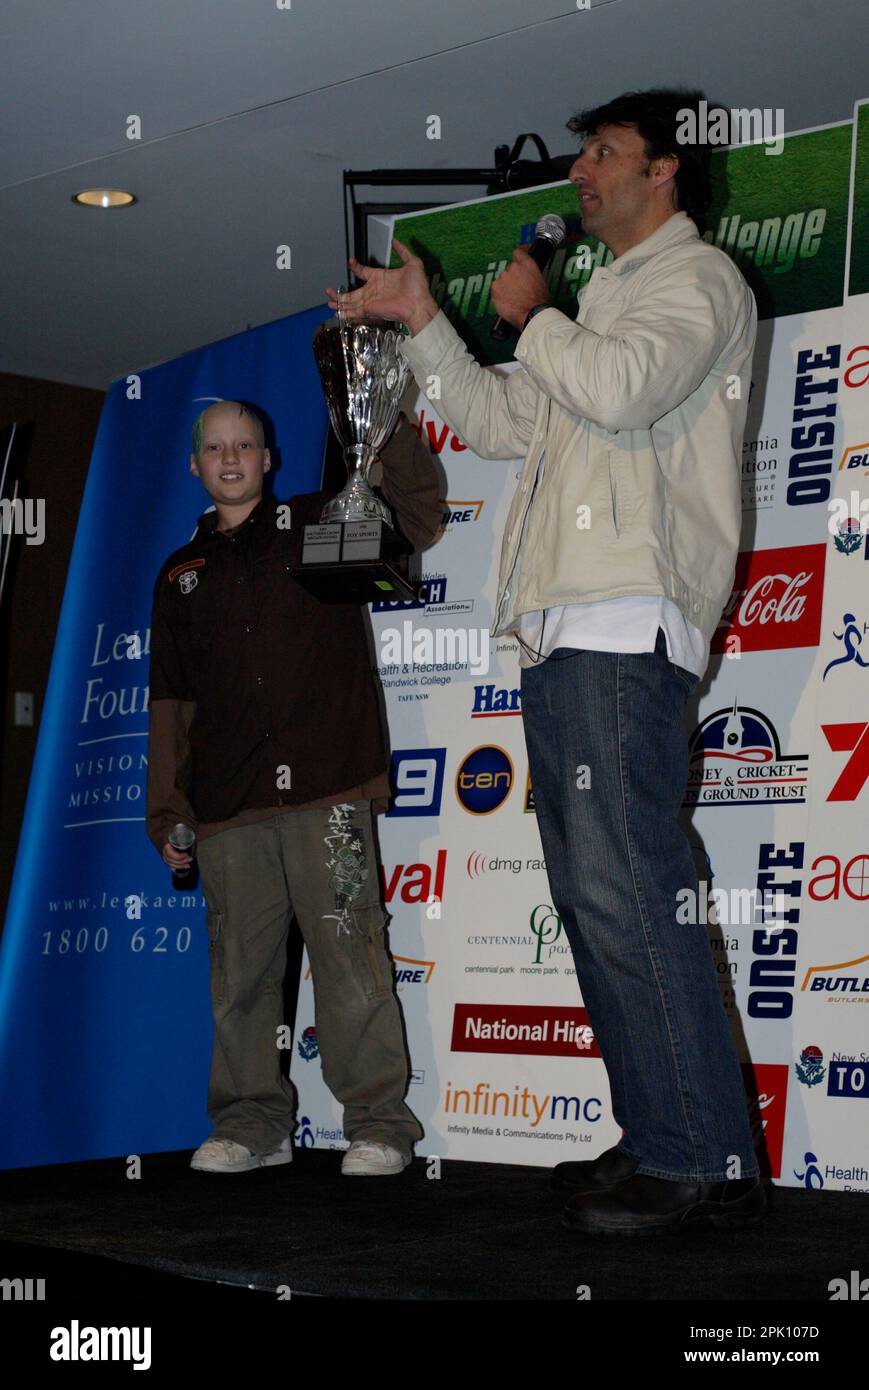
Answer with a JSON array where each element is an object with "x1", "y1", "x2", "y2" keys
[{"x1": 399, "y1": 210, "x2": 757, "y2": 641}]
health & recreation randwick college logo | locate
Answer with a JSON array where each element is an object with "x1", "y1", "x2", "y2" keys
[{"x1": 684, "y1": 701, "x2": 808, "y2": 807}]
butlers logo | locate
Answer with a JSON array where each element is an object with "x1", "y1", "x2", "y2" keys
[{"x1": 712, "y1": 544, "x2": 825, "y2": 654}]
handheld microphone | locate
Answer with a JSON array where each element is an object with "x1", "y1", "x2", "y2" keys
[{"x1": 490, "y1": 213, "x2": 567, "y2": 342}]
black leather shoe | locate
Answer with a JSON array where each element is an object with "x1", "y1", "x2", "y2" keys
[
  {"x1": 550, "y1": 1143, "x2": 641, "y2": 1195},
  {"x1": 562, "y1": 1172, "x2": 767, "y2": 1235}
]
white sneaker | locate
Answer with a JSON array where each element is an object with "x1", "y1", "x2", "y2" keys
[
  {"x1": 190, "y1": 1135, "x2": 293, "y2": 1173},
  {"x1": 340, "y1": 1141, "x2": 411, "y2": 1176}
]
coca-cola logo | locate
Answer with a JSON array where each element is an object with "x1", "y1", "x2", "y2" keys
[{"x1": 713, "y1": 545, "x2": 825, "y2": 654}]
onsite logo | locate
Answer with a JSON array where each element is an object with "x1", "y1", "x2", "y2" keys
[
  {"x1": 684, "y1": 702, "x2": 808, "y2": 806},
  {"x1": 712, "y1": 544, "x2": 825, "y2": 653},
  {"x1": 795, "y1": 1045, "x2": 826, "y2": 1087},
  {"x1": 743, "y1": 1062, "x2": 788, "y2": 1179},
  {"x1": 800, "y1": 952, "x2": 869, "y2": 1000},
  {"x1": 455, "y1": 745, "x2": 514, "y2": 814},
  {"x1": 451, "y1": 1004, "x2": 599, "y2": 1058}
]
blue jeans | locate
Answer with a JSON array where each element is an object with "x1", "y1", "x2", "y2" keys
[{"x1": 520, "y1": 628, "x2": 759, "y2": 1182}]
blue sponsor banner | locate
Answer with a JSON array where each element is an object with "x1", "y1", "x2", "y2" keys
[{"x1": 0, "y1": 306, "x2": 329, "y2": 1167}]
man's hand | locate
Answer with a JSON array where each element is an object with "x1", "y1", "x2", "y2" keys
[
  {"x1": 491, "y1": 246, "x2": 551, "y2": 331},
  {"x1": 162, "y1": 842, "x2": 193, "y2": 871},
  {"x1": 325, "y1": 238, "x2": 439, "y2": 337}
]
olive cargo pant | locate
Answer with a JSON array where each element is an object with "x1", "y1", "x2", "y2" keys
[{"x1": 195, "y1": 800, "x2": 422, "y2": 1157}]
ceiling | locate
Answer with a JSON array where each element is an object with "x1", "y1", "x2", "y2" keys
[{"x1": 1, "y1": 0, "x2": 865, "y2": 390}]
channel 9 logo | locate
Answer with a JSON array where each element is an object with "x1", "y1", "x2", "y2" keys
[{"x1": 386, "y1": 748, "x2": 447, "y2": 817}]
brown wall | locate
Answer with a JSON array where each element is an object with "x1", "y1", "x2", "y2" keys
[{"x1": 0, "y1": 373, "x2": 105, "y2": 933}]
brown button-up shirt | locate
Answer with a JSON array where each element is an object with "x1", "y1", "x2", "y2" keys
[{"x1": 146, "y1": 415, "x2": 444, "y2": 855}]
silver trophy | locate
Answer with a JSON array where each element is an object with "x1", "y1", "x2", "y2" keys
[
  {"x1": 314, "y1": 314, "x2": 410, "y2": 524},
  {"x1": 294, "y1": 306, "x2": 417, "y2": 603}
]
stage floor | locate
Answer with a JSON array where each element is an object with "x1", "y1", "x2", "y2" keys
[{"x1": 0, "y1": 1148, "x2": 865, "y2": 1302}]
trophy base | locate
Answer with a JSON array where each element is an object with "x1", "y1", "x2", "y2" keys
[{"x1": 292, "y1": 518, "x2": 419, "y2": 604}]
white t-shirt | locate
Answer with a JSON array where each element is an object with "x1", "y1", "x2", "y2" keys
[{"x1": 511, "y1": 451, "x2": 708, "y2": 677}]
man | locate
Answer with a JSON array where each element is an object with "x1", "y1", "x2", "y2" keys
[
  {"x1": 329, "y1": 88, "x2": 765, "y2": 1233},
  {"x1": 146, "y1": 398, "x2": 443, "y2": 1176}
]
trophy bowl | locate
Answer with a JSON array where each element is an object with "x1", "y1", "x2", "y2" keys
[{"x1": 313, "y1": 318, "x2": 411, "y2": 525}]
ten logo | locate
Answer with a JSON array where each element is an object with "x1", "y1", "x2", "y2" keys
[{"x1": 455, "y1": 746, "x2": 514, "y2": 815}]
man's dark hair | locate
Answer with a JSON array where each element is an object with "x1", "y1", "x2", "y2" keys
[{"x1": 566, "y1": 88, "x2": 713, "y2": 236}]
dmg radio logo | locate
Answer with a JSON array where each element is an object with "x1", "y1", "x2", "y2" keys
[{"x1": 455, "y1": 745, "x2": 513, "y2": 814}]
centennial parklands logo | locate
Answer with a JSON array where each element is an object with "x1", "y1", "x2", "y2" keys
[
  {"x1": 684, "y1": 702, "x2": 808, "y2": 807},
  {"x1": 455, "y1": 746, "x2": 514, "y2": 814},
  {"x1": 530, "y1": 903, "x2": 564, "y2": 964}
]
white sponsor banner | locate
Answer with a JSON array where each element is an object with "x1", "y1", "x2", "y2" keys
[{"x1": 292, "y1": 113, "x2": 869, "y2": 1191}]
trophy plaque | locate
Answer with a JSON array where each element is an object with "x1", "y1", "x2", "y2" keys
[{"x1": 293, "y1": 311, "x2": 420, "y2": 604}]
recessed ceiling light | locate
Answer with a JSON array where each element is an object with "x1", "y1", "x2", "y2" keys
[{"x1": 72, "y1": 189, "x2": 137, "y2": 209}]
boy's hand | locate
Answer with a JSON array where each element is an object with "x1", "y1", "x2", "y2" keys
[{"x1": 162, "y1": 842, "x2": 193, "y2": 871}]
